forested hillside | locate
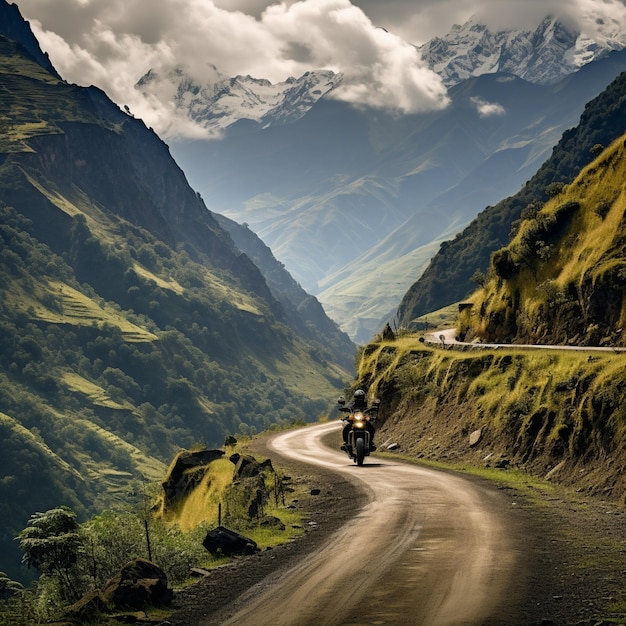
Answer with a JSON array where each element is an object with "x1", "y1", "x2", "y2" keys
[
  {"x1": 0, "y1": 6, "x2": 352, "y2": 582},
  {"x1": 397, "y1": 69, "x2": 626, "y2": 325}
]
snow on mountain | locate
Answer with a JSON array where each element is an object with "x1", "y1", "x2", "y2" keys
[
  {"x1": 419, "y1": 16, "x2": 626, "y2": 86},
  {"x1": 136, "y1": 15, "x2": 626, "y2": 137},
  {"x1": 137, "y1": 67, "x2": 342, "y2": 134}
]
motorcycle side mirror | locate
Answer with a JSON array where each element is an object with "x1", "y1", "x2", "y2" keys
[
  {"x1": 372, "y1": 398, "x2": 381, "y2": 408},
  {"x1": 337, "y1": 396, "x2": 345, "y2": 405}
]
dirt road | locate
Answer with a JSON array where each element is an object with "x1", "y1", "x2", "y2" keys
[{"x1": 219, "y1": 421, "x2": 524, "y2": 626}]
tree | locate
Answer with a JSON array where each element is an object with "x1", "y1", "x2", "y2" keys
[{"x1": 17, "y1": 507, "x2": 83, "y2": 602}]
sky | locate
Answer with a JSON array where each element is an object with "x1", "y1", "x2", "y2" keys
[{"x1": 12, "y1": 0, "x2": 626, "y2": 138}]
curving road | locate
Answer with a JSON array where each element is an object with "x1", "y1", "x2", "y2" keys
[
  {"x1": 221, "y1": 421, "x2": 524, "y2": 626},
  {"x1": 427, "y1": 327, "x2": 626, "y2": 352}
]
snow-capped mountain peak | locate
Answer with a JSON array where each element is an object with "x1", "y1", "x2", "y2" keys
[
  {"x1": 418, "y1": 15, "x2": 626, "y2": 86},
  {"x1": 137, "y1": 67, "x2": 342, "y2": 134}
]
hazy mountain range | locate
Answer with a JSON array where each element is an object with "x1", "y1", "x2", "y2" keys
[{"x1": 165, "y1": 15, "x2": 626, "y2": 341}]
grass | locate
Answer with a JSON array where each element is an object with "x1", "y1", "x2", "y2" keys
[
  {"x1": 27, "y1": 280, "x2": 158, "y2": 342},
  {"x1": 411, "y1": 302, "x2": 459, "y2": 329},
  {"x1": 166, "y1": 444, "x2": 306, "y2": 550},
  {"x1": 173, "y1": 457, "x2": 235, "y2": 532},
  {"x1": 464, "y1": 132, "x2": 626, "y2": 343},
  {"x1": 357, "y1": 332, "x2": 626, "y2": 502},
  {"x1": 62, "y1": 372, "x2": 134, "y2": 410},
  {"x1": 244, "y1": 507, "x2": 305, "y2": 549},
  {"x1": 377, "y1": 449, "x2": 558, "y2": 503}
]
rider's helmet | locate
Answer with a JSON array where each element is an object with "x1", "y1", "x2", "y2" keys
[{"x1": 353, "y1": 389, "x2": 366, "y2": 409}]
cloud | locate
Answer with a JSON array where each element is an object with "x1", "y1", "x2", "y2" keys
[
  {"x1": 260, "y1": 1, "x2": 449, "y2": 113},
  {"x1": 470, "y1": 96, "x2": 506, "y2": 117},
  {"x1": 13, "y1": 0, "x2": 626, "y2": 138},
  {"x1": 15, "y1": 0, "x2": 449, "y2": 139},
  {"x1": 352, "y1": 0, "x2": 626, "y2": 43}
]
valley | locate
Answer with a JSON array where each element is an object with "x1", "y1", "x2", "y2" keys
[
  {"x1": 1, "y1": 2, "x2": 626, "y2": 623},
  {"x1": 168, "y1": 24, "x2": 626, "y2": 342}
]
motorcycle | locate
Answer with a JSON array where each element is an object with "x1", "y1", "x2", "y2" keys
[{"x1": 337, "y1": 397, "x2": 379, "y2": 466}]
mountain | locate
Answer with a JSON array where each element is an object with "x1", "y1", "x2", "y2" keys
[
  {"x1": 0, "y1": 0, "x2": 59, "y2": 78},
  {"x1": 397, "y1": 67, "x2": 626, "y2": 327},
  {"x1": 169, "y1": 43, "x2": 626, "y2": 342},
  {"x1": 458, "y1": 129, "x2": 626, "y2": 347},
  {"x1": 0, "y1": 1, "x2": 352, "y2": 583},
  {"x1": 213, "y1": 212, "x2": 354, "y2": 358},
  {"x1": 137, "y1": 67, "x2": 342, "y2": 135},
  {"x1": 418, "y1": 15, "x2": 626, "y2": 87}
]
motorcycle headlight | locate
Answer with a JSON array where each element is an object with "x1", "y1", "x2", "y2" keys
[{"x1": 353, "y1": 420, "x2": 365, "y2": 429}]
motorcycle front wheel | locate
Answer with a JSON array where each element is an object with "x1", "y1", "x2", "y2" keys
[{"x1": 355, "y1": 437, "x2": 366, "y2": 466}]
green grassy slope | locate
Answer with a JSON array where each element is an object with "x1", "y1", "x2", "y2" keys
[
  {"x1": 398, "y1": 70, "x2": 626, "y2": 325},
  {"x1": 351, "y1": 130, "x2": 626, "y2": 504},
  {"x1": 461, "y1": 132, "x2": 626, "y2": 346},
  {"x1": 355, "y1": 336, "x2": 626, "y2": 502},
  {"x1": 0, "y1": 33, "x2": 351, "y2": 582}
]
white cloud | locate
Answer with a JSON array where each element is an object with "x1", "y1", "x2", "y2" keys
[
  {"x1": 470, "y1": 96, "x2": 506, "y2": 117},
  {"x1": 352, "y1": 0, "x2": 626, "y2": 43},
  {"x1": 14, "y1": 0, "x2": 449, "y2": 139},
  {"x1": 260, "y1": 0, "x2": 449, "y2": 113},
  {"x1": 12, "y1": 0, "x2": 626, "y2": 138}
]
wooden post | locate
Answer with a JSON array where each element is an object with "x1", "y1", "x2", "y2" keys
[{"x1": 144, "y1": 518, "x2": 152, "y2": 562}]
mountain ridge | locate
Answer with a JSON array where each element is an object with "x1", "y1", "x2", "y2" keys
[
  {"x1": 418, "y1": 15, "x2": 626, "y2": 87},
  {"x1": 459, "y1": 130, "x2": 626, "y2": 347},
  {"x1": 0, "y1": 2, "x2": 352, "y2": 583},
  {"x1": 170, "y1": 47, "x2": 626, "y2": 341},
  {"x1": 137, "y1": 67, "x2": 342, "y2": 136},
  {"x1": 397, "y1": 61, "x2": 626, "y2": 327}
]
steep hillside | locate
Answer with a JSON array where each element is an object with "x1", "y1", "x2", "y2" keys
[
  {"x1": 398, "y1": 68, "x2": 626, "y2": 326},
  {"x1": 0, "y1": 15, "x2": 352, "y2": 582},
  {"x1": 354, "y1": 336, "x2": 626, "y2": 503},
  {"x1": 356, "y1": 128, "x2": 626, "y2": 506},
  {"x1": 214, "y1": 213, "x2": 354, "y2": 368},
  {"x1": 459, "y1": 133, "x2": 626, "y2": 347}
]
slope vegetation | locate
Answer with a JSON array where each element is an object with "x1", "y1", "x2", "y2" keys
[
  {"x1": 355, "y1": 336, "x2": 626, "y2": 503},
  {"x1": 0, "y1": 19, "x2": 352, "y2": 582},
  {"x1": 353, "y1": 124, "x2": 626, "y2": 505},
  {"x1": 398, "y1": 67, "x2": 626, "y2": 325},
  {"x1": 461, "y1": 132, "x2": 626, "y2": 347}
]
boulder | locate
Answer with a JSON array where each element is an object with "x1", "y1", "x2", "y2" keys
[
  {"x1": 161, "y1": 448, "x2": 224, "y2": 508},
  {"x1": 101, "y1": 559, "x2": 172, "y2": 611},
  {"x1": 231, "y1": 454, "x2": 274, "y2": 479},
  {"x1": 259, "y1": 515, "x2": 286, "y2": 531},
  {"x1": 469, "y1": 429, "x2": 482, "y2": 447},
  {"x1": 203, "y1": 526, "x2": 259, "y2": 556}
]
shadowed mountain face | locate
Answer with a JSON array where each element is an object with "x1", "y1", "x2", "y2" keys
[
  {"x1": 397, "y1": 66, "x2": 626, "y2": 327},
  {"x1": 0, "y1": 2, "x2": 353, "y2": 583},
  {"x1": 170, "y1": 48, "x2": 626, "y2": 342}
]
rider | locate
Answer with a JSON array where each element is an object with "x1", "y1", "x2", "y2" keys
[{"x1": 341, "y1": 389, "x2": 377, "y2": 451}]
